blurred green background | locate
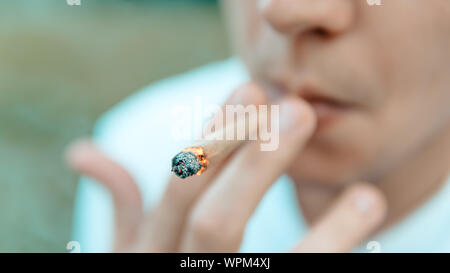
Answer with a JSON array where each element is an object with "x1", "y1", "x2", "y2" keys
[{"x1": 0, "y1": 0, "x2": 229, "y2": 252}]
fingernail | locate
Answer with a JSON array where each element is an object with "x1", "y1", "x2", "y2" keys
[{"x1": 353, "y1": 193, "x2": 375, "y2": 214}]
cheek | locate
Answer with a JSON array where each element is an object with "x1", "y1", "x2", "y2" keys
[
  {"x1": 367, "y1": 2, "x2": 450, "y2": 171},
  {"x1": 368, "y1": 1, "x2": 450, "y2": 109}
]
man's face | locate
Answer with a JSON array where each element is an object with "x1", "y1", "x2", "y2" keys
[{"x1": 222, "y1": 0, "x2": 450, "y2": 185}]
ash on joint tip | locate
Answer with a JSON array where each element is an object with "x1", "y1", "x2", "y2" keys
[{"x1": 171, "y1": 151, "x2": 202, "y2": 179}]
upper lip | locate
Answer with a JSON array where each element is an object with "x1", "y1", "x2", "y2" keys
[{"x1": 260, "y1": 77, "x2": 358, "y2": 109}]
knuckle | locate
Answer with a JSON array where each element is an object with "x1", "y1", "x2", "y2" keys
[
  {"x1": 188, "y1": 208, "x2": 241, "y2": 248},
  {"x1": 231, "y1": 82, "x2": 267, "y2": 105}
]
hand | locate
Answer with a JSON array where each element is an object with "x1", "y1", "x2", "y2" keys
[{"x1": 66, "y1": 83, "x2": 387, "y2": 252}]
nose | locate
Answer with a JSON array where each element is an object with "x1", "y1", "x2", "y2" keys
[{"x1": 262, "y1": 0, "x2": 354, "y2": 37}]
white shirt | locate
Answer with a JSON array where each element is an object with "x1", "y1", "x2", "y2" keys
[{"x1": 72, "y1": 58, "x2": 450, "y2": 253}]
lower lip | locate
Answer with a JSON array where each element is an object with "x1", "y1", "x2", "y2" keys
[{"x1": 308, "y1": 101, "x2": 350, "y2": 129}]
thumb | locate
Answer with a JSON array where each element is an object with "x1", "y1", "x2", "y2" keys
[
  {"x1": 292, "y1": 182, "x2": 387, "y2": 253},
  {"x1": 65, "y1": 139, "x2": 143, "y2": 251}
]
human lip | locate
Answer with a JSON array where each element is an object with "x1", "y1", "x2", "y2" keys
[
  {"x1": 260, "y1": 80, "x2": 357, "y2": 128},
  {"x1": 299, "y1": 88, "x2": 356, "y2": 129}
]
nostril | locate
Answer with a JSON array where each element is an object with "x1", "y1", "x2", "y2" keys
[
  {"x1": 294, "y1": 27, "x2": 333, "y2": 47},
  {"x1": 262, "y1": 0, "x2": 354, "y2": 40},
  {"x1": 309, "y1": 27, "x2": 330, "y2": 38}
]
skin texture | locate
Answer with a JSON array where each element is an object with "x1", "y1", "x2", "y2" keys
[
  {"x1": 222, "y1": 0, "x2": 450, "y2": 224},
  {"x1": 223, "y1": 0, "x2": 450, "y2": 184},
  {"x1": 67, "y1": 0, "x2": 449, "y2": 252}
]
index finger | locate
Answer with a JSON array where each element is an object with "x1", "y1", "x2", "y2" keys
[
  {"x1": 181, "y1": 96, "x2": 317, "y2": 252},
  {"x1": 135, "y1": 83, "x2": 267, "y2": 252}
]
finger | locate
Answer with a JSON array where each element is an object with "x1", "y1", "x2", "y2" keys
[
  {"x1": 292, "y1": 183, "x2": 387, "y2": 253},
  {"x1": 136, "y1": 83, "x2": 268, "y2": 252},
  {"x1": 65, "y1": 139, "x2": 143, "y2": 251},
  {"x1": 182, "y1": 96, "x2": 317, "y2": 252}
]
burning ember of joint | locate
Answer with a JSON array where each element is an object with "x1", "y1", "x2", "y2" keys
[
  {"x1": 171, "y1": 114, "x2": 255, "y2": 180},
  {"x1": 171, "y1": 147, "x2": 208, "y2": 179}
]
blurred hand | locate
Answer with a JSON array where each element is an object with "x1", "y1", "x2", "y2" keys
[{"x1": 66, "y1": 83, "x2": 387, "y2": 253}]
